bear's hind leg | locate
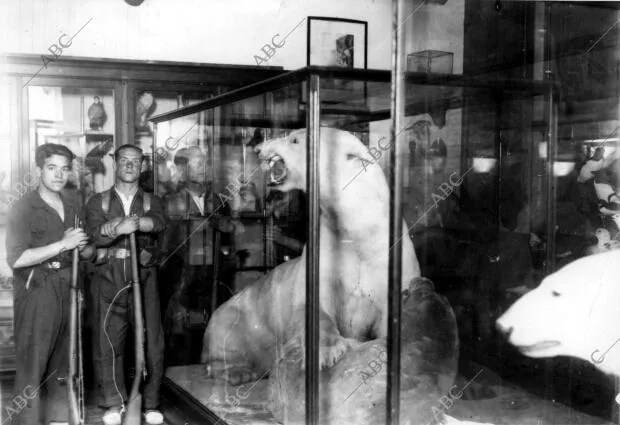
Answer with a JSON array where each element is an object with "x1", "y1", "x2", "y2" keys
[
  {"x1": 282, "y1": 306, "x2": 359, "y2": 370},
  {"x1": 202, "y1": 305, "x2": 268, "y2": 385}
]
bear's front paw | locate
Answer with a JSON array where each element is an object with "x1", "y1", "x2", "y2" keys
[{"x1": 319, "y1": 338, "x2": 350, "y2": 369}]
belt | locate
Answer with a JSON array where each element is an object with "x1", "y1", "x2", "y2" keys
[
  {"x1": 95, "y1": 248, "x2": 131, "y2": 264},
  {"x1": 43, "y1": 261, "x2": 71, "y2": 270},
  {"x1": 110, "y1": 248, "x2": 131, "y2": 259},
  {"x1": 107, "y1": 248, "x2": 131, "y2": 260}
]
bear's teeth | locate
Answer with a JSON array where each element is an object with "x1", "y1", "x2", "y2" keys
[{"x1": 267, "y1": 155, "x2": 287, "y2": 185}]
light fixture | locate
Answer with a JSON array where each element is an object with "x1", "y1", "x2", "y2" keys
[
  {"x1": 552, "y1": 161, "x2": 575, "y2": 177},
  {"x1": 472, "y1": 156, "x2": 497, "y2": 173},
  {"x1": 538, "y1": 141, "x2": 548, "y2": 159}
]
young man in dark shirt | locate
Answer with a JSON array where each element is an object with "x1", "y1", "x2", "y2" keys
[
  {"x1": 6, "y1": 143, "x2": 93, "y2": 425},
  {"x1": 85, "y1": 144, "x2": 166, "y2": 425}
]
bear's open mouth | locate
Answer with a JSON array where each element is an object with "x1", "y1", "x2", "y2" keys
[
  {"x1": 516, "y1": 340, "x2": 561, "y2": 354},
  {"x1": 264, "y1": 154, "x2": 288, "y2": 186}
]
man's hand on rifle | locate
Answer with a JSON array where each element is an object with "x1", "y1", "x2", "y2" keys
[
  {"x1": 101, "y1": 217, "x2": 123, "y2": 238},
  {"x1": 79, "y1": 244, "x2": 96, "y2": 260},
  {"x1": 114, "y1": 216, "x2": 140, "y2": 235},
  {"x1": 61, "y1": 228, "x2": 89, "y2": 252}
]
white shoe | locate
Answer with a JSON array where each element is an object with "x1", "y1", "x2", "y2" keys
[
  {"x1": 102, "y1": 407, "x2": 123, "y2": 425},
  {"x1": 144, "y1": 409, "x2": 164, "y2": 425}
]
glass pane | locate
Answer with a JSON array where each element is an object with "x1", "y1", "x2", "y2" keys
[
  {"x1": 0, "y1": 80, "x2": 15, "y2": 372},
  {"x1": 136, "y1": 90, "x2": 215, "y2": 194},
  {"x1": 156, "y1": 79, "x2": 308, "y2": 423},
  {"x1": 28, "y1": 86, "x2": 116, "y2": 203},
  {"x1": 156, "y1": 81, "x2": 305, "y2": 375}
]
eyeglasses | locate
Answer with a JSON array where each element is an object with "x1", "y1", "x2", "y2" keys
[{"x1": 118, "y1": 158, "x2": 142, "y2": 167}]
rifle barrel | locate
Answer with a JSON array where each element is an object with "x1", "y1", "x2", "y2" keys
[
  {"x1": 124, "y1": 232, "x2": 146, "y2": 425},
  {"x1": 68, "y1": 215, "x2": 82, "y2": 425}
]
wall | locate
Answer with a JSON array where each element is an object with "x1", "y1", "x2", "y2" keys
[
  {"x1": 1, "y1": 0, "x2": 391, "y2": 69},
  {"x1": 1, "y1": 0, "x2": 464, "y2": 72},
  {"x1": 405, "y1": 0, "x2": 464, "y2": 74}
]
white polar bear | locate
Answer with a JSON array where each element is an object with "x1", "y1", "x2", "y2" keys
[
  {"x1": 496, "y1": 250, "x2": 620, "y2": 403},
  {"x1": 201, "y1": 127, "x2": 421, "y2": 384}
]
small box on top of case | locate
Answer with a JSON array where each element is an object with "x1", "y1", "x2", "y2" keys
[{"x1": 407, "y1": 50, "x2": 454, "y2": 74}]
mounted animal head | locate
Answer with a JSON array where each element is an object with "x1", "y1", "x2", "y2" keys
[
  {"x1": 254, "y1": 127, "x2": 390, "y2": 229},
  {"x1": 496, "y1": 250, "x2": 620, "y2": 379}
]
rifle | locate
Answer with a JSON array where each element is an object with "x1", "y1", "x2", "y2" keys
[
  {"x1": 123, "y1": 231, "x2": 146, "y2": 425},
  {"x1": 68, "y1": 215, "x2": 85, "y2": 425}
]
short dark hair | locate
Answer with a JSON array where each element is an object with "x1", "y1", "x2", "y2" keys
[
  {"x1": 173, "y1": 146, "x2": 205, "y2": 166},
  {"x1": 35, "y1": 143, "x2": 75, "y2": 168},
  {"x1": 114, "y1": 144, "x2": 143, "y2": 162}
]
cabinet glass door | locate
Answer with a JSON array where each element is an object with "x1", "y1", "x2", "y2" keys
[
  {"x1": 134, "y1": 90, "x2": 215, "y2": 195},
  {"x1": 28, "y1": 85, "x2": 116, "y2": 203},
  {"x1": 0, "y1": 81, "x2": 15, "y2": 372}
]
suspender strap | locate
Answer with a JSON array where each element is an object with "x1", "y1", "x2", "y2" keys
[
  {"x1": 101, "y1": 189, "x2": 151, "y2": 215},
  {"x1": 101, "y1": 190, "x2": 111, "y2": 215},
  {"x1": 143, "y1": 192, "x2": 151, "y2": 214}
]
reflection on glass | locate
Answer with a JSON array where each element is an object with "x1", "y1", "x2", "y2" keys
[
  {"x1": 135, "y1": 90, "x2": 214, "y2": 194},
  {"x1": 150, "y1": 68, "x2": 586, "y2": 425}
]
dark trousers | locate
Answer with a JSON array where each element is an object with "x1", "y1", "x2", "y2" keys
[
  {"x1": 11, "y1": 268, "x2": 71, "y2": 425},
  {"x1": 162, "y1": 259, "x2": 239, "y2": 366},
  {"x1": 90, "y1": 260, "x2": 164, "y2": 410}
]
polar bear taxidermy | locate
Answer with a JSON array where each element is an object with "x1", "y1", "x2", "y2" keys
[
  {"x1": 202, "y1": 127, "x2": 462, "y2": 424},
  {"x1": 497, "y1": 250, "x2": 620, "y2": 404}
]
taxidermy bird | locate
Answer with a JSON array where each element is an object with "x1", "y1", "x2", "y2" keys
[
  {"x1": 577, "y1": 146, "x2": 605, "y2": 183},
  {"x1": 238, "y1": 181, "x2": 260, "y2": 213},
  {"x1": 85, "y1": 139, "x2": 115, "y2": 175},
  {"x1": 136, "y1": 92, "x2": 156, "y2": 132},
  {"x1": 584, "y1": 228, "x2": 620, "y2": 256},
  {"x1": 88, "y1": 96, "x2": 107, "y2": 130}
]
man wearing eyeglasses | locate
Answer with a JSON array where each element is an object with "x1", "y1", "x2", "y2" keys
[
  {"x1": 84, "y1": 144, "x2": 166, "y2": 425},
  {"x1": 160, "y1": 146, "x2": 239, "y2": 365}
]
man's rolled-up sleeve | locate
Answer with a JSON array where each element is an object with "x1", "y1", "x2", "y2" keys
[
  {"x1": 85, "y1": 194, "x2": 116, "y2": 247},
  {"x1": 5, "y1": 200, "x2": 31, "y2": 269}
]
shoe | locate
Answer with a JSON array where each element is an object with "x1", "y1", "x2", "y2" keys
[
  {"x1": 102, "y1": 406, "x2": 123, "y2": 425},
  {"x1": 144, "y1": 409, "x2": 164, "y2": 425}
]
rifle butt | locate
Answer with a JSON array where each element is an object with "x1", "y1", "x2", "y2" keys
[{"x1": 122, "y1": 392, "x2": 142, "y2": 425}]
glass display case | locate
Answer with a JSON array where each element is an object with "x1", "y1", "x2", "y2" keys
[
  {"x1": 151, "y1": 66, "x2": 619, "y2": 425},
  {"x1": 0, "y1": 81, "x2": 15, "y2": 372}
]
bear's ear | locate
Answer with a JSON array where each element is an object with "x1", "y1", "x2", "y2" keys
[{"x1": 289, "y1": 131, "x2": 304, "y2": 144}]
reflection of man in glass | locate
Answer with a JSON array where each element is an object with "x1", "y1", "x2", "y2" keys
[
  {"x1": 175, "y1": 146, "x2": 208, "y2": 204},
  {"x1": 161, "y1": 147, "x2": 237, "y2": 366}
]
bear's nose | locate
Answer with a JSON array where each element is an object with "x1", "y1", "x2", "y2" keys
[{"x1": 495, "y1": 321, "x2": 513, "y2": 339}]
